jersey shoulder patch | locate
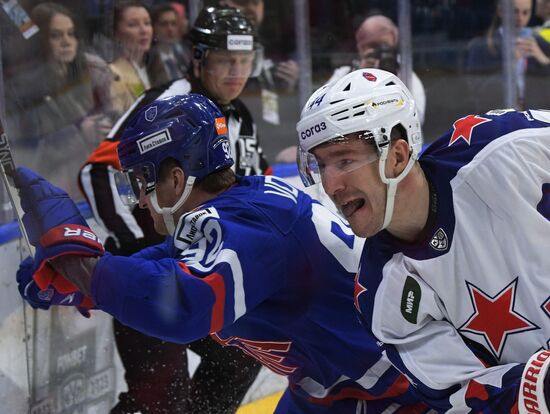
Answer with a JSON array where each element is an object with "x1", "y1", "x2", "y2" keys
[{"x1": 174, "y1": 207, "x2": 220, "y2": 250}]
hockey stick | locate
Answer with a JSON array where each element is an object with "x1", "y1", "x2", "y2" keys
[
  {"x1": 0, "y1": 117, "x2": 34, "y2": 255},
  {"x1": 0, "y1": 116, "x2": 34, "y2": 402}
]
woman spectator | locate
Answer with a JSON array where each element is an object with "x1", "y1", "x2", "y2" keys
[
  {"x1": 10, "y1": 2, "x2": 113, "y2": 197},
  {"x1": 109, "y1": 0, "x2": 168, "y2": 116}
]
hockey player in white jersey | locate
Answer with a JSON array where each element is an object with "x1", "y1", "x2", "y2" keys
[{"x1": 297, "y1": 68, "x2": 550, "y2": 413}]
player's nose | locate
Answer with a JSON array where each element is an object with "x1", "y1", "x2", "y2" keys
[{"x1": 322, "y1": 170, "x2": 345, "y2": 197}]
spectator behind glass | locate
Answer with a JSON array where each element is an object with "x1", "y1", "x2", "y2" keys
[
  {"x1": 169, "y1": 1, "x2": 189, "y2": 39},
  {"x1": 328, "y1": 15, "x2": 426, "y2": 125},
  {"x1": 9, "y1": 2, "x2": 112, "y2": 198},
  {"x1": 533, "y1": 0, "x2": 550, "y2": 61},
  {"x1": 465, "y1": 0, "x2": 550, "y2": 111},
  {"x1": 149, "y1": 3, "x2": 191, "y2": 82},
  {"x1": 110, "y1": 0, "x2": 168, "y2": 116}
]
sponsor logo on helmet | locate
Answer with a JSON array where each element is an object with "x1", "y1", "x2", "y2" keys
[
  {"x1": 145, "y1": 106, "x2": 158, "y2": 122},
  {"x1": 137, "y1": 129, "x2": 172, "y2": 154},
  {"x1": 363, "y1": 72, "x2": 377, "y2": 82},
  {"x1": 300, "y1": 122, "x2": 327, "y2": 140},
  {"x1": 367, "y1": 98, "x2": 403, "y2": 109},
  {"x1": 227, "y1": 34, "x2": 253, "y2": 51},
  {"x1": 215, "y1": 117, "x2": 228, "y2": 135}
]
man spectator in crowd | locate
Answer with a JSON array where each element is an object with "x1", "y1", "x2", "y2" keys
[
  {"x1": 329, "y1": 15, "x2": 426, "y2": 124},
  {"x1": 150, "y1": 3, "x2": 192, "y2": 82}
]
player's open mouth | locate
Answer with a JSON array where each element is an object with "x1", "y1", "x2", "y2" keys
[{"x1": 341, "y1": 199, "x2": 365, "y2": 219}]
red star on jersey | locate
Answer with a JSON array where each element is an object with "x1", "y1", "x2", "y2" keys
[
  {"x1": 459, "y1": 279, "x2": 538, "y2": 359},
  {"x1": 448, "y1": 115, "x2": 491, "y2": 146},
  {"x1": 354, "y1": 271, "x2": 367, "y2": 312}
]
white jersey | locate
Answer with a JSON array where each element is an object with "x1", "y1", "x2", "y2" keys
[{"x1": 355, "y1": 109, "x2": 550, "y2": 412}]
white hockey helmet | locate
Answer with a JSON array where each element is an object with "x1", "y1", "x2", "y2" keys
[{"x1": 296, "y1": 68, "x2": 423, "y2": 230}]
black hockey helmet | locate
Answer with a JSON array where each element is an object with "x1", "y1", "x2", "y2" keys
[
  {"x1": 189, "y1": 6, "x2": 260, "y2": 50},
  {"x1": 189, "y1": 6, "x2": 262, "y2": 76}
]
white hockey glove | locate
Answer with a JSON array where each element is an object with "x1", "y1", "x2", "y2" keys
[{"x1": 519, "y1": 349, "x2": 550, "y2": 414}]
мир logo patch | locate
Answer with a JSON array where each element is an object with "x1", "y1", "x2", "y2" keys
[{"x1": 401, "y1": 276, "x2": 421, "y2": 324}]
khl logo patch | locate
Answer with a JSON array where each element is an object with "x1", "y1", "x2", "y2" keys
[{"x1": 430, "y1": 228, "x2": 448, "y2": 251}]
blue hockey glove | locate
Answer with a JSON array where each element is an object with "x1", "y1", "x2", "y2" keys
[
  {"x1": 17, "y1": 257, "x2": 94, "y2": 318},
  {"x1": 14, "y1": 167, "x2": 104, "y2": 292}
]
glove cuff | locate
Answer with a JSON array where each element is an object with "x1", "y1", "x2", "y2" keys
[
  {"x1": 519, "y1": 349, "x2": 550, "y2": 414},
  {"x1": 40, "y1": 224, "x2": 104, "y2": 253},
  {"x1": 34, "y1": 224, "x2": 104, "y2": 292}
]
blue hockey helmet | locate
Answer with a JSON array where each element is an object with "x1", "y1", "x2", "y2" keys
[{"x1": 116, "y1": 94, "x2": 234, "y2": 206}]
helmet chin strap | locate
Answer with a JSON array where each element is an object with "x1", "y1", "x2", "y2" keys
[
  {"x1": 149, "y1": 176, "x2": 196, "y2": 235},
  {"x1": 378, "y1": 146, "x2": 418, "y2": 230}
]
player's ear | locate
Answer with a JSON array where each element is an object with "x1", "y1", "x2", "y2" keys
[
  {"x1": 172, "y1": 166, "x2": 186, "y2": 195},
  {"x1": 387, "y1": 138, "x2": 410, "y2": 178}
]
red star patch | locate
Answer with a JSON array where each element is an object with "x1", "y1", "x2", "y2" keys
[
  {"x1": 354, "y1": 271, "x2": 367, "y2": 312},
  {"x1": 449, "y1": 115, "x2": 491, "y2": 146},
  {"x1": 459, "y1": 279, "x2": 538, "y2": 359}
]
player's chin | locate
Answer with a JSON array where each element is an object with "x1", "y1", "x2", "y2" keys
[
  {"x1": 348, "y1": 220, "x2": 370, "y2": 238},
  {"x1": 346, "y1": 206, "x2": 373, "y2": 237}
]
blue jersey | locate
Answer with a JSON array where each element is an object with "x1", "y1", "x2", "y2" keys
[
  {"x1": 356, "y1": 109, "x2": 550, "y2": 412},
  {"x1": 89, "y1": 175, "x2": 426, "y2": 412}
]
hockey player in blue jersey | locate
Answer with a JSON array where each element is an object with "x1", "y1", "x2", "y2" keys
[
  {"x1": 14, "y1": 93, "x2": 427, "y2": 413},
  {"x1": 297, "y1": 68, "x2": 550, "y2": 413}
]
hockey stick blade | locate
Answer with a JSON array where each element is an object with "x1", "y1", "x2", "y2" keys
[{"x1": 0, "y1": 118, "x2": 35, "y2": 255}]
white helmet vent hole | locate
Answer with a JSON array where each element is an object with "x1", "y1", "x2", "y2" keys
[
  {"x1": 343, "y1": 83, "x2": 351, "y2": 91},
  {"x1": 332, "y1": 108, "x2": 349, "y2": 117}
]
